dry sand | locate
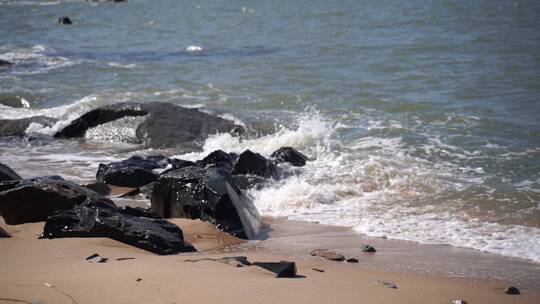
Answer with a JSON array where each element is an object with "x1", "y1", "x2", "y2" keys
[{"x1": 1, "y1": 216, "x2": 539, "y2": 304}]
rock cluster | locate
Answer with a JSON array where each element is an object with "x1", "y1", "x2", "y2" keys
[{"x1": 0, "y1": 102, "x2": 311, "y2": 255}]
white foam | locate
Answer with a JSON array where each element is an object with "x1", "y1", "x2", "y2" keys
[
  {"x1": 186, "y1": 45, "x2": 203, "y2": 52},
  {"x1": 0, "y1": 44, "x2": 78, "y2": 75},
  {"x1": 107, "y1": 62, "x2": 138, "y2": 69},
  {"x1": 174, "y1": 110, "x2": 540, "y2": 263}
]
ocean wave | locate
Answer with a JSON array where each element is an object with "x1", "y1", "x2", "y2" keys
[
  {"x1": 2, "y1": 97, "x2": 539, "y2": 262},
  {"x1": 0, "y1": 45, "x2": 78, "y2": 75},
  {"x1": 174, "y1": 109, "x2": 540, "y2": 263}
]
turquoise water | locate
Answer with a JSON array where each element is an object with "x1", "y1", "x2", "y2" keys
[{"x1": 1, "y1": 0, "x2": 539, "y2": 261}]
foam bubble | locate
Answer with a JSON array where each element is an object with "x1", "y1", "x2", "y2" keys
[{"x1": 186, "y1": 45, "x2": 203, "y2": 52}]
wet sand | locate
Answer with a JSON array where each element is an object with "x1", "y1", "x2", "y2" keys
[{"x1": 1, "y1": 215, "x2": 539, "y2": 304}]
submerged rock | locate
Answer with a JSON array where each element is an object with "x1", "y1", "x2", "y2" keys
[
  {"x1": 0, "y1": 226, "x2": 11, "y2": 238},
  {"x1": 0, "y1": 59, "x2": 13, "y2": 66},
  {"x1": 346, "y1": 258, "x2": 359, "y2": 263},
  {"x1": 310, "y1": 249, "x2": 346, "y2": 262},
  {"x1": 0, "y1": 93, "x2": 33, "y2": 108},
  {"x1": 42, "y1": 199, "x2": 196, "y2": 255},
  {"x1": 58, "y1": 17, "x2": 72, "y2": 25},
  {"x1": 151, "y1": 166, "x2": 261, "y2": 239},
  {"x1": 232, "y1": 150, "x2": 279, "y2": 179},
  {"x1": 0, "y1": 116, "x2": 57, "y2": 137},
  {"x1": 55, "y1": 102, "x2": 244, "y2": 151},
  {"x1": 271, "y1": 147, "x2": 309, "y2": 167},
  {"x1": 0, "y1": 177, "x2": 106, "y2": 225},
  {"x1": 0, "y1": 163, "x2": 21, "y2": 182}
]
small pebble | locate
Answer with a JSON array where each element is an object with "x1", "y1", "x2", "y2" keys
[
  {"x1": 451, "y1": 300, "x2": 467, "y2": 304},
  {"x1": 361, "y1": 245, "x2": 376, "y2": 253},
  {"x1": 136, "y1": 278, "x2": 142, "y2": 282},
  {"x1": 346, "y1": 258, "x2": 359, "y2": 263},
  {"x1": 376, "y1": 280, "x2": 397, "y2": 289},
  {"x1": 504, "y1": 286, "x2": 520, "y2": 295},
  {"x1": 86, "y1": 253, "x2": 108, "y2": 263}
]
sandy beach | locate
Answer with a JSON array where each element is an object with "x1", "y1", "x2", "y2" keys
[{"x1": 1, "y1": 216, "x2": 539, "y2": 304}]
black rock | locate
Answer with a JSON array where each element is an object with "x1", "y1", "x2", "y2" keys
[
  {"x1": 98, "y1": 165, "x2": 157, "y2": 188},
  {"x1": 361, "y1": 245, "x2": 376, "y2": 253},
  {"x1": 58, "y1": 17, "x2": 72, "y2": 25},
  {"x1": 86, "y1": 253, "x2": 108, "y2": 263},
  {"x1": 0, "y1": 116, "x2": 57, "y2": 137},
  {"x1": 0, "y1": 59, "x2": 13, "y2": 66},
  {"x1": 42, "y1": 199, "x2": 196, "y2": 255},
  {"x1": 0, "y1": 163, "x2": 21, "y2": 182},
  {"x1": 55, "y1": 103, "x2": 147, "y2": 138},
  {"x1": 252, "y1": 261, "x2": 297, "y2": 278},
  {"x1": 198, "y1": 150, "x2": 236, "y2": 171},
  {"x1": 232, "y1": 150, "x2": 279, "y2": 179},
  {"x1": 55, "y1": 102, "x2": 244, "y2": 151},
  {"x1": 346, "y1": 258, "x2": 359, "y2": 263},
  {"x1": 504, "y1": 287, "x2": 520, "y2": 295},
  {"x1": 0, "y1": 226, "x2": 10, "y2": 238},
  {"x1": 271, "y1": 147, "x2": 309, "y2": 167},
  {"x1": 151, "y1": 166, "x2": 261, "y2": 239},
  {"x1": 0, "y1": 177, "x2": 106, "y2": 225},
  {"x1": 96, "y1": 155, "x2": 189, "y2": 187}
]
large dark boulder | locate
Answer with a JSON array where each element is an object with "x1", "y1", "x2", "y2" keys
[
  {"x1": 0, "y1": 178, "x2": 106, "y2": 225},
  {"x1": 232, "y1": 150, "x2": 279, "y2": 179},
  {"x1": 0, "y1": 163, "x2": 21, "y2": 182},
  {"x1": 151, "y1": 166, "x2": 261, "y2": 239},
  {"x1": 42, "y1": 199, "x2": 195, "y2": 255},
  {"x1": 271, "y1": 147, "x2": 308, "y2": 167},
  {"x1": 97, "y1": 155, "x2": 194, "y2": 187},
  {"x1": 55, "y1": 103, "x2": 147, "y2": 138},
  {"x1": 55, "y1": 102, "x2": 244, "y2": 151},
  {"x1": 0, "y1": 116, "x2": 57, "y2": 137}
]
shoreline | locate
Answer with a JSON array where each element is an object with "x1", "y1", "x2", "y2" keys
[{"x1": 2, "y1": 215, "x2": 539, "y2": 303}]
